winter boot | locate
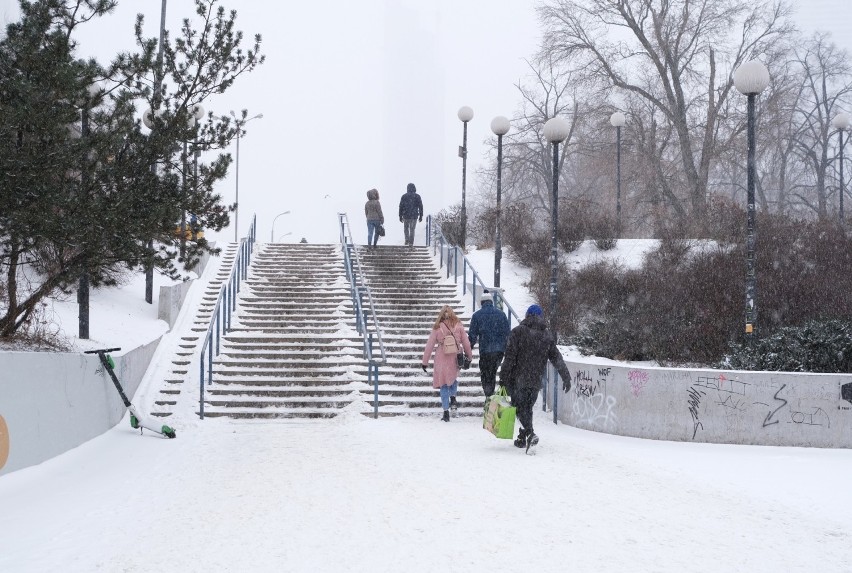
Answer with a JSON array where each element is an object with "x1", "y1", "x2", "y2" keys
[
  {"x1": 526, "y1": 431, "x2": 539, "y2": 453},
  {"x1": 514, "y1": 428, "x2": 528, "y2": 448},
  {"x1": 450, "y1": 396, "x2": 458, "y2": 417},
  {"x1": 441, "y1": 410, "x2": 450, "y2": 422}
]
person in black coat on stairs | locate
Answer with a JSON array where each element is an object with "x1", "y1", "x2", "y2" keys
[
  {"x1": 499, "y1": 304, "x2": 571, "y2": 450},
  {"x1": 398, "y1": 183, "x2": 423, "y2": 246}
]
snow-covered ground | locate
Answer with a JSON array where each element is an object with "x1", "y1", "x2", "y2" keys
[{"x1": 1, "y1": 239, "x2": 851, "y2": 572}]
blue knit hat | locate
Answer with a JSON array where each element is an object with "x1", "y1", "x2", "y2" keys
[{"x1": 526, "y1": 304, "x2": 543, "y2": 316}]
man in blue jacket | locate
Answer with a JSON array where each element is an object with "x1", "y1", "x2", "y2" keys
[{"x1": 468, "y1": 292, "x2": 510, "y2": 398}]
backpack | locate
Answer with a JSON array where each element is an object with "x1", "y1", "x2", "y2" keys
[{"x1": 441, "y1": 324, "x2": 459, "y2": 354}]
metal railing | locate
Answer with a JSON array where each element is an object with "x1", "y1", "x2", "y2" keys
[
  {"x1": 430, "y1": 221, "x2": 521, "y2": 327},
  {"x1": 198, "y1": 214, "x2": 257, "y2": 419},
  {"x1": 429, "y1": 219, "x2": 560, "y2": 424},
  {"x1": 338, "y1": 213, "x2": 387, "y2": 418}
]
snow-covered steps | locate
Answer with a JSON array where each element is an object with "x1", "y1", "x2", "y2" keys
[{"x1": 195, "y1": 243, "x2": 488, "y2": 420}]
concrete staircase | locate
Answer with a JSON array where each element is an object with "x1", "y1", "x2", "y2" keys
[
  {"x1": 201, "y1": 243, "x2": 485, "y2": 419},
  {"x1": 151, "y1": 243, "x2": 238, "y2": 418}
]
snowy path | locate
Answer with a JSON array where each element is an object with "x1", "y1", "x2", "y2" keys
[{"x1": 1, "y1": 410, "x2": 850, "y2": 572}]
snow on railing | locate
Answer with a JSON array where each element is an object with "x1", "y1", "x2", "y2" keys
[
  {"x1": 338, "y1": 213, "x2": 387, "y2": 419},
  {"x1": 198, "y1": 214, "x2": 257, "y2": 419}
]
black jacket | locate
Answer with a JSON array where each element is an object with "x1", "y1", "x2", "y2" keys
[
  {"x1": 500, "y1": 314, "x2": 571, "y2": 391},
  {"x1": 399, "y1": 190, "x2": 423, "y2": 219}
]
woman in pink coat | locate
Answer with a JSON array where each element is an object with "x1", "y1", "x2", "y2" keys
[{"x1": 421, "y1": 305, "x2": 473, "y2": 421}]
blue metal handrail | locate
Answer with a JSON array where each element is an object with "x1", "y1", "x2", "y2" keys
[
  {"x1": 198, "y1": 214, "x2": 257, "y2": 419},
  {"x1": 338, "y1": 213, "x2": 387, "y2": 418},
  {"x1": 430, "y1": 222, "x2": 521, "y2": 327}
]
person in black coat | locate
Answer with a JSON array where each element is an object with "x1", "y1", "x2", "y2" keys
[
  {"x1": 468, "y1": 292, "x2": 510, "y2": 398},
  {"x1": 398, "y1": 182, "x2": 423, "y2": 246},
  {"x1": 499, "y1": 304, "x2": 571, "y2": 450}
]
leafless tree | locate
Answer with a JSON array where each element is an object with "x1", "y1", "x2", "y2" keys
[{"x1": 538, "y1": 0, "x2": 793, "y2": 220}]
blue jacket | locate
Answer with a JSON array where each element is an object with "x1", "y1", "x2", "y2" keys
[{"x1": 468, "y1": 302, "x2": 510, "y2": 354}]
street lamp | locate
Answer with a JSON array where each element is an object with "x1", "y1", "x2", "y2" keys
[
  {"x1": 145, "y1": 0, "x2": 169, "y2": 305},
  {"x1": 231, "y1": 112, "x2": 263, "y2": 242},
  {"x1": 610, "y1": 111, "x2": 626, "y2": 237},
  {"x1": 543, "y1": 116, "x2": 571, "y2": 335},
  {"x1": 76, "y1": 82, "x2": 102, "y2": 339},
  {"x1": 458, "y1": 105, "x2": 474, "y2": 249},
  {"x1": 734, "y1": 59, "x2": 770, "y2": 343},
  {"x1": 831, "y1": 112, "x2": 850, "y2": 222},
  {"x1": 271, "y1": 210, "x2": 291, "y2": 243},
  {"x1": 490, "y1": 115, "x2": 510, "y2": 288}
]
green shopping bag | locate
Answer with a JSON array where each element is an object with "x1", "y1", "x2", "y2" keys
[{"x1": 483, "y1": 386, "x2": 516, "y2": 439}]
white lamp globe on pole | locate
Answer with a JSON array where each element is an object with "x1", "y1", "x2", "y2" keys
[
  {"x1": 490, "y1": 115, "x2": 510, "y2": 289},
  {"x1": 832, "y1": 112, "x2": 851, "y2": 222},
  {"x1": 543, "y1": 116, "x2": 570, "y2": 333},
  {"x1": 734, "y1": 59, "x2": 770, "y2": 344},
  {"x1": 610, "y1": 111, "x2": 626, "y2": 236},
  {"x1": 457, "y1": 106, "x2": 474, "y2": 249}
]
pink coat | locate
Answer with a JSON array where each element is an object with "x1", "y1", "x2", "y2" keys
[{"x1": 421, "y1": 322, "x2": 473, "y2": 389}]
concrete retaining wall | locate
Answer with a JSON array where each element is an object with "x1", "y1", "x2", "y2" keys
[
  {"x1": 158, "y1": 280, "x2": 194, "y2": 329},
  {"x1": 543, "y1": 360, "x2": 852, "y2": 448},
  {"x1": 0, "y1": 338, "x2": 160, "y2": 476}
]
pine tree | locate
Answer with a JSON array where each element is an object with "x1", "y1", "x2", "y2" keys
[{"x1": 0, "y1": 0, "x2": 264, "y2": 337}]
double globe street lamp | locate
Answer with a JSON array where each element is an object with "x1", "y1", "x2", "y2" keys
[{"x1": 733, "y1": 59, "x2": 771, "y2": 344}]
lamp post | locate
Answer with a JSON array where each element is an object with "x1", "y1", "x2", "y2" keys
[
  {"x1": 231, "y1": 112, "x2": 263, "y2": 242},
  {"x1": 610, "y1": 111, "x2": 626, "y2": 237},
  {"x1": 543, "y1": 117, "x2": 571, "y2": 335},
  {"x1": 458, "y1": 106, "x2": 474, "y2": 249},
  {"x1": 145, "y1": 0, "x2": 169, "y2": 305},
  {"x1": 271, "y1": 210, "x2": 291, "y2": 243},
  {"x1": 832, "y1": 112, "x2": 850, "y2": 222},
  {"x1": 734, "y1": 60, "x2": 770, "y2": 344},
  {"x1": 77, "y1": 82, "x2": 102, "y2": 339},
  {"x1": 179, "y1": 114, "x2": 197, "y2": 259},
  {"x1": 490, "y1": 115, "x2": 510, "y2": 288}
]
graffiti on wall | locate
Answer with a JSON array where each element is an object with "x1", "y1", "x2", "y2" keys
[
  {"x1": 686, "y1": 375, "x2": 834, "y2": 439},
  {"x1": 627, "y1": 370, "x2": 648, "y2": 397},
  {"x1": 572, "y1": 367, "x2": 618, "y2": 430}
]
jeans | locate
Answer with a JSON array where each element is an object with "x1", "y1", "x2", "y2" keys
[
  {"x1": 439, "y1": 380, "x2": 459, "y2": 410},
  {"x1": 478, "y1": 352, "x2": 504, "y2": 397},
  {"x1": 367, "y1": 220, "x2": 381, "y2": 245},
  {"x1": 403, "y1": 218, "x2": 418, "y2": 245},
  {"x1": 510, "y1": 387, "x2": 539, "y2": 433}
]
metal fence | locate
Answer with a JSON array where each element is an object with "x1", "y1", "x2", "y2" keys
[{"x1": 198, "y1": 214, "x2": 257, "y2": 419}]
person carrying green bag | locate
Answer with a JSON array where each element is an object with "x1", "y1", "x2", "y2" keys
[{"x1": 499, "y1": 304, "x2": 572, "y2": 452}]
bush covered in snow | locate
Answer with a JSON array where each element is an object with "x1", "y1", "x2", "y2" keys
[
  {"x1": 721, "y1": 320, "x2": 852, "y2": 373},
  {"x1": 526, "y1": 204, "x2": 852, "y2": 369}
]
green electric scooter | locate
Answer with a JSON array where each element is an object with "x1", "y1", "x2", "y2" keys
[{"x1": 85, "y1": 348, "x2": 176, "y2": 439}]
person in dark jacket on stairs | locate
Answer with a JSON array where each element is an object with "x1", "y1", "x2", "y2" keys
[
  {"x1": 365, "y1": 188, "x2": 384, "y2": 247},
  {"x1": 499, "y1": 304, "x2": 571, "y2": 450},
  {"x1": 398, "y1": 182, "x2": 423, "y2": 246},
  {"x1": 468, "y1": 292, "x2": 509, "y2": 398}
]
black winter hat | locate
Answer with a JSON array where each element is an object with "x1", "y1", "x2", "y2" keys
[{"x1": 407, "y1": 183, "x2": 416, "y2": 193}]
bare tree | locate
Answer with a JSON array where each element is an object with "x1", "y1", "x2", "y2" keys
[
  {"x1": 787, "y1": 33, "x2": 852, "y2": 219},
  {"x1": 538, "y1": 0, "x2": 793, "y2": 220}
]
